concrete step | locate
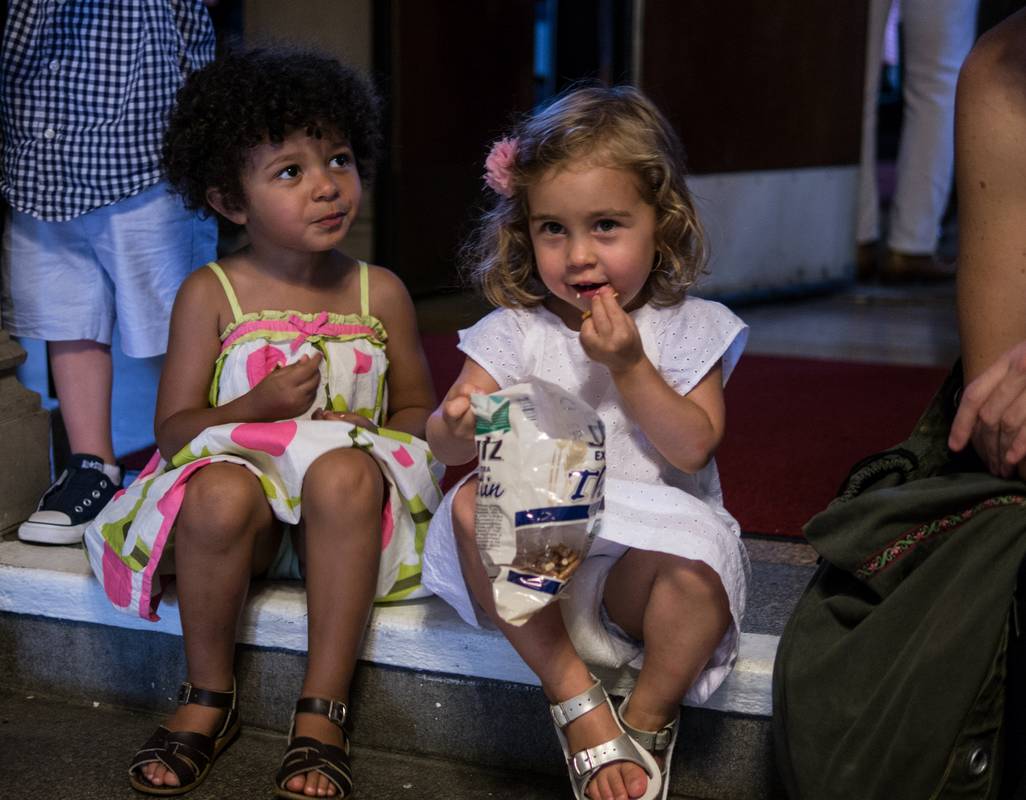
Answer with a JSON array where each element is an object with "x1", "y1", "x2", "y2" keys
[{"x1": 0, "y1": 535, "x2": 790, "y2": 799}]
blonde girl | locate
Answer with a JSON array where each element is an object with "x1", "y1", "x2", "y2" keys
[{"x1": 423, "y1": 85, "x2": 750, "y2": 800}]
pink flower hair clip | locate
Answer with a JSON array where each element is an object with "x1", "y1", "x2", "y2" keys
[{"x1": 483, "y1": 137, "x2": 518, "y2": 198}]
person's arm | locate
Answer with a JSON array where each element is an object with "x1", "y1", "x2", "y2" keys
[
  {"x1": 581, "y1": 289, "x2": 724, "y2": 473},
  {"x1": 426, "y1": 358, "x2": 500, "y2": 465},
  {"x1": 954, "y1": 13, "x2": 1026, "y2": 381},
  {"x1": 947, "y1": 12, "x2": 1026, "y2": 477},
  {"x1": 369, "y1": 266, "x2": 437, "y2": 438},
  {"x1": 154, "y1": 267, "x2": 323, "y2": 458}
]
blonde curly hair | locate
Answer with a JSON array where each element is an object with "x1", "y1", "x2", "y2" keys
[{"x1": 464, "y1": 84, "x2": 707, "y2": 309}]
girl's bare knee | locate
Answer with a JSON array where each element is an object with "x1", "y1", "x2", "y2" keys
[
  {"x1": 303, "y1": 448, "x2": 383, "y2": 518},
  {"x1": 178, "y1": 463, "x2": 265, "y2": 547},
  {"x1": 663, "y1": 557, "x2": 726, "y2": 604}
]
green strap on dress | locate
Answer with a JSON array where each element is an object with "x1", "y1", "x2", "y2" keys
[
  {"x1": 206, "y1": 261, "x2": 244, "y2": 324},
  {"x1": 205, "y1": 260, "x2": 369, "y2": 321},
  {"x1": 358, "y1": 260, "x2": 369, "y2": 317}
]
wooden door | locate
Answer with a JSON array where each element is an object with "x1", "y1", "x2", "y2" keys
[
  {"x1": 375, "y1": 0, "x2": 536, "y2": 295},
  {"x1": 639, "y1": 1, "x2": 868, "y2": 174}
]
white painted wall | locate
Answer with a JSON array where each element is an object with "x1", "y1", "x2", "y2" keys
[{"x1": 691, "y1": 166, "x2": 858, "y2": 298}]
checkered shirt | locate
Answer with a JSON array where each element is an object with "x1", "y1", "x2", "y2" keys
[{"x1": 0, "y1": 0, "x2": 215, "y2": 221}]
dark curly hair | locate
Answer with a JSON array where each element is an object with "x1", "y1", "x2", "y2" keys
[{"x1": 162, "y1": 47, "x2": 382, "y2": 215}]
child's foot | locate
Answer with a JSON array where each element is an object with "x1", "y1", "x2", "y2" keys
[
  {"x1": 565, "y1": 702, "x2": 651, "y2": 800},
  {"x1": 137, "y1": 702, "x2": 229, "y2": 788},
  {"x1": 618, "y1": 690, "x2": 682, "y2": 795},
  {"x1": 620, "y1": 702, "x2": 672, "y2": 772},
  {"x1": 283, "y1": 711, "x2": 348, "y2": 796},
  {"x1": 275, "y1": 697, "x2": 352, "y2": 798},
  {"x1": 131, "y1": 681, "x2": 239, "y2": 795}
]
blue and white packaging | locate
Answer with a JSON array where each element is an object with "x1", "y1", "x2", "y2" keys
[{"x1": 471, "y1": 379, "x2": 605, "y2": 626}]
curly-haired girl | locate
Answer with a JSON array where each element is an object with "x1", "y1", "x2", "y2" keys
[
  {"x1": 84, "y1": 48, "x2": 441, "y2": 799},
  {"x1": 423, "y1": 85, "x2": 750, "y2": 800}
]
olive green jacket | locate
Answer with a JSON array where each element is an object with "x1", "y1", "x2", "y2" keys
[{"x1": 774, "y1": 366, "x2": 1026, "y2": 800}]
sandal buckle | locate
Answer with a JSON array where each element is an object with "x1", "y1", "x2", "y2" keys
[
  {"x1": 571, "y1": 749, "x2": 594, "y2": 777},
  {"x1": 653, "y1": 726, "x2": 673, "y2": 752},
  {"x1": 177, "y1": 682, "x2": 194, "y2": 705},
  {"x1": 325, "y1": 699, "x2": 347, "y2": 727}
]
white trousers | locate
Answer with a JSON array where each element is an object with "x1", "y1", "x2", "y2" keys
[{"x1": 857, "y1": 0, "x2": 979, "y2": 253}]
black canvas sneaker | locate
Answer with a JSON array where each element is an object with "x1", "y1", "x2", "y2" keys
[{"x1": 18, "y1": 454, "x2": 120, "y2": 545}]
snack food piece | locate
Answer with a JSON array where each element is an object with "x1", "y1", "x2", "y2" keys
[
  {"x1": 580, "y1": 291, "x2": 618, "y2": 320},
  {"x1": 472, "y1": 379, "x2": 605, "y2": 625}
]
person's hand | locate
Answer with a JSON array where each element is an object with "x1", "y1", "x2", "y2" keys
[
  {"x1": 311, "y1": 407, "x2": 377, "y2": 431},
  {"x1": 949, "y1": 341, "x2": 1026, "y2": 477},
  {"x1": 441, "y1": 383, "x2": 488, "y2": 441},
  {"x1": 579, "y1": 287, "x2": 644, "y2": 374},
  {"x1": 241, "y1": 353, "x2": 324, "y2": 421}
]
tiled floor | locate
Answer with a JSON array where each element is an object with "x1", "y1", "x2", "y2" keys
[{"x1": 738, "y1": 282, "x2": 958, "y2": 366}]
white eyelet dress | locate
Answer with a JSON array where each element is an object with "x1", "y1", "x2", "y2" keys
[
  {"x1": 422, "y1": 297, "x2": 751, "y2": 704},
  {"x1": 84, "y1": 261, "x2": 443, "y2": 621}
]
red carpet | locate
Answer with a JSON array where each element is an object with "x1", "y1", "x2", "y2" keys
[
  {"x1": 718, "y1": 354, "x2": 947, "y2": 537},
  {"x1": 123, "y1": 334, "x2": 949, "y2": 539}
]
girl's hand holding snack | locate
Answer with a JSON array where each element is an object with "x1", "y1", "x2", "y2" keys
[
  {"x1": 241, "y1": 352, "x2": 324, "y2": 421},
  {"x1": 441, "y1": 382, "x2": 490, "y2": 440},
  {"x1": 580, "y1": 288, "x2": 645, "y2": 375}
]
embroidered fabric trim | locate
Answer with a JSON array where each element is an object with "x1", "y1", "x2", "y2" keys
[{"x1": 855, "y1": 494, "x2": 1026, "y2": 580}]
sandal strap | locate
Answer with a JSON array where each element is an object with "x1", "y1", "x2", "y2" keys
[
  {"x1": 618, "y1": 692, "x2": 678, "y2": 754},
  {"x1": 571, "y1": 732, "x2": 651, "y2": 779},
  {"x1": 276, "y1": 736, "x2": 353, "y2": 797},
  {"x1": 129, "y1": 726, "x2": 214, "y2": 787},
  {"x1": 177, "y1": 680, "x2": 235, "y2": 710},
  {"x1": 620, "y1": 717, "x2": 676, "y2": 753},
  {"x1": 294, "y1": 697, "x2": 348, "y2": 730},
  {"x1": 550, "y1": 678, "x2": 607, "y2": 729}
]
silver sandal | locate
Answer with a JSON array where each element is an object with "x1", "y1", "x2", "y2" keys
[
  {"x1": 549, "y1": 677, "x2": 661, "y2": 800},
  {"x1": 617, "y1": 691, "x2": 680, "y2": 800}
]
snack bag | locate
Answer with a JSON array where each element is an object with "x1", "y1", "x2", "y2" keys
[{"x1": 471, "y1": 379, "x2": 605, "y2": 626}]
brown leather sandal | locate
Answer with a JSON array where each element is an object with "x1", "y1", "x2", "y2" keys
[
  {"x1": 129, "y1": 680, "x2": 240, "y2": 796},
  {"x1": 274, "y1": 697, "x2": 353, "y2": 799}
]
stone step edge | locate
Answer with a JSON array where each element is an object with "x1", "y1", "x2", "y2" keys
[{"x1": 0, "y1": 541, "x2": 776, "y2": 717}]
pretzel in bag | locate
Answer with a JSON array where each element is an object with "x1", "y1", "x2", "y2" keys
[{"x1": 471, "y1": 379, "x2": 605, "y2": 625}]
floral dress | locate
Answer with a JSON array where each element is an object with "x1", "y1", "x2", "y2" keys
[{"x1": 84, "y1": 261, "x2": 443, "y2": 621}]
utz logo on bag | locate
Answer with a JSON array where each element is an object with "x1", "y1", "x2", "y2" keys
[{"x1": 471, "y1": 379, "x2": 604, "y2": 626}]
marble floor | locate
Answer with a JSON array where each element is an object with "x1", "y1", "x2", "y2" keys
[{"x1": 738, "y1": 282, "x2": 958, "y2": 367}]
